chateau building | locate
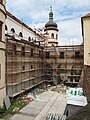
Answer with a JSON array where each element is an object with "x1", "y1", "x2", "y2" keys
[{"x1": 0, "y1": 1, "x2": 85, "y2": 107}]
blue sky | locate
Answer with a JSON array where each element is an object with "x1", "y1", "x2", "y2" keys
[{"x1": 6, "y1": 0, "x2": 90, "y2": 45}]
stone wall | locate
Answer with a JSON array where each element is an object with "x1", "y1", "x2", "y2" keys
[{"x1": 83, "y1": 65, "x2": 90, "y2": 102}]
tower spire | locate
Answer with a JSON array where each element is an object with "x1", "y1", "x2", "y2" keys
[
  {"x1": 50, "y1": 6, "x2": 52, "y2": 12},
  {"x1": 49, "y1": 6, "x2": 53, "y2": 21}
]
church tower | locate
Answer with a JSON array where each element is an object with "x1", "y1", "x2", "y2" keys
[
  {"x1": 0, "y1": 0, "x2": 6, "y2": 107},
  {"x1": 44, "y1": 6, "x2": 59, "y2": 46}
]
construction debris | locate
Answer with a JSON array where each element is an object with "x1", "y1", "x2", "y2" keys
[
  {"x1": 3, "y1": 96, "x2": 11, "y2": 110},
  {"x1": 51, "y1": 85, "x2": 66, "y2": 94},
  {"x1": 45, "y1": 113, "x2": 61, "y2": 120}
]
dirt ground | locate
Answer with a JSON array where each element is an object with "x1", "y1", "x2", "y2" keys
[{"x1": 51, "y1": 85, "x2": 67, "y2": 94}]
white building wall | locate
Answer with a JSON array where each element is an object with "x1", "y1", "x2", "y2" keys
[
  {"x1": 6, "y1": 16, "x2": 41, "y2": 41},
  {"x1": 46, "y1": 29, "x2": 58, "y2": 46},
  {"x1": 83, "y1": 17, "x2": 90, "y2": 66}
]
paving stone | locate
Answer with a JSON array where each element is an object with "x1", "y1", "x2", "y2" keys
[
  {"x1": 10, "y1": 114, "x2": 34, "y2": 120},
  {"x1": 10, "y1": 91, "x2": 67, "y2": 120}
]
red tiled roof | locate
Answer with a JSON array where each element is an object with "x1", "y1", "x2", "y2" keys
[
  {"x1": 40, "y1": 34, "x2": 47, "y2": 39},
  {"x1": 6, "y1": 11, "x2": 46, "y2": 39},
  {"x1": 82, "y1": 13, "x2": 90, "y2": 18}
]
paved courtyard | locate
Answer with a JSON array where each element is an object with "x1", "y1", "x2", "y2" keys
[{"x1": 10, "y1": 90, "x2": 66, "y2": 120}]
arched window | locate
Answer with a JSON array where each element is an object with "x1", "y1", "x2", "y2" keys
[
  {"x1": 56, "y1": 34, "x2": 58, "y2": 39},
  {"x1": 51, "y1": 33, "x2": 54, "y2": 38},
  {"x1": 19, "y1": 32, "x2": 23, "y2": 37},
  {"x1": 28, "y1": 36, "x2": 31, "y2": 41},
  {"x1": 11, "y1": 28, "x2": 15, "y2": 34},
  {"x1": 5, "y1": 25, "x2": 8, "y2": 31}
]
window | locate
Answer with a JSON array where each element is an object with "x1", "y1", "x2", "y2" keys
[
  {"x1": 5, "y1": 25, "x2": 8, "y2": 31},
  {"x1": 60, "y1": 52, "x2": 64, "y2": 59},
  {"x1": 0, "y1": 64, "x2": 1, "y2": 79},
  {"x1": 56, "y1": 34, "x2": 58, "y2": 39},
  {"x1": 19, "y1": 32, "x2": 23, "y2": 37},
  {"x1": 31, "y1": 65, "x2": 33, "y2": 69},
  {"x1": 28, "y1": 36, "x2": 31, "y2": 41},
  {"x1": 22, "y1": 65, "x2": 25, "y2": 71},
  {"x1": 46, "y1": 52, "x2": 50, "y2": 59},
  {"x1": 75, "y1": 51, "x2": 80, "y2": 58},
  {"x1": 39, "y1": 51, "x2": 42, "y2": 58},
  {"x1": 13, "y1": 43, "x2": 16, "y2": 54},
  {"x1": 0, "y1": 22, "x2": 2, "y2": 41},
  {"x1": 31, "y1": 49, "x2": 33, "y2": 57},
  {"x1": 11, "y1": 28, "x2": 15, "y2": 34},
  {"x1": 21, "y1": 46, "x2": 25, "y2": 56},
  {"x1": 51, "y1": 33, "x2": 54, "y2": 38}
]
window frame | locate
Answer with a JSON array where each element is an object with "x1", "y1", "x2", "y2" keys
[
  {"x1": 21, "y1": 46, "x2": 25, "y2": 56},
  {"x1": 60, "y1": 52, "x2": 64, "y2": 59},
  {"x1": 31, "y1": 49, "x2": 33, "y2": 57},
  {"x1": 46, "y1": 52, "x2": 50, "y2": 59},
  {"x1": 75, "y1": 51, "x2": 80, "y2": 59},
  {"x1": 51, "y1": 33, "x2": 54, "y2": 39}
]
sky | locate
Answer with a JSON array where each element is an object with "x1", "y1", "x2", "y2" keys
[{"x1": 6, "y1": 0, "x2": 90, "y2": 45}]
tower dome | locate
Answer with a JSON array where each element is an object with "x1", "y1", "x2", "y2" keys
[
  {"x1": 44, "y1": 6, "x2": 58, "y2": 31},
  {"x1": 44, "y1": 6, "x2": 59, "y2": 46}
]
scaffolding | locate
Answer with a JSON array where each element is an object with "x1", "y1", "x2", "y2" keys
[
  {"x1": 6, "y1": 35, "x2": 45, "y2": 98},
  {"x1": 5, "y1": 34, "x2": 84, "y2": 98},
  {"x1": 44, "y1": 45, "x2": 83, "y2": 87}
]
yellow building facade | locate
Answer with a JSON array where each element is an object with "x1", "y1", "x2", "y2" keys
[{"x1": 0, "y1": 0, "x2": 6, "y2": 107}]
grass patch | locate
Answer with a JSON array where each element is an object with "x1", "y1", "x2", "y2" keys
[{"x1": 0, "y1": 98, "x2": 28, "y2": 120}]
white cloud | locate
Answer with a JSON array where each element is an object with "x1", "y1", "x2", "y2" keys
[{"x1": 6, "y1": 0, "x2": 90, "y2": 45}]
